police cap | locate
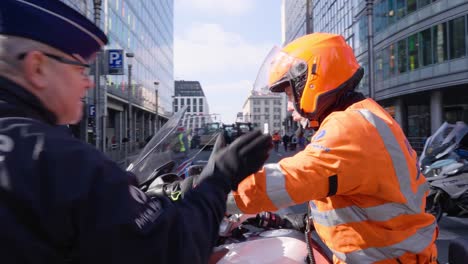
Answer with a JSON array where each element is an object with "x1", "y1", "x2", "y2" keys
[{"x1": 0, "y1": 0, "x2": 108, "y2": 61}]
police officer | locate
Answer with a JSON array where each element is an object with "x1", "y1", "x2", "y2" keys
[{"x1": 0, "y1": 1, "x2": 271, "y2": 263}]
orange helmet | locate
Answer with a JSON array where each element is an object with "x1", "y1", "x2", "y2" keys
[{"x1": 253, "y1": 33, "x2": 363, "y2": 122}]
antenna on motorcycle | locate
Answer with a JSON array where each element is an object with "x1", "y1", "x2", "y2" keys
[{"x1": 210, "y1": 133, "x2": 226, "y2": 157}]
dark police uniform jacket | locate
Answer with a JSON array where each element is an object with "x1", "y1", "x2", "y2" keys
[{"x1": 0, "y1": 77, "x2": 226, "y2": 263}]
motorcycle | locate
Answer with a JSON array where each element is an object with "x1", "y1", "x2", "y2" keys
[
  {"x1": 125, "y1": 106, "x2": 333, "y2": 263},
  {"x1": 419, "y1": 121, "x2": 468, "y2": 222},
  {"x1": 211, "y1": 209, "x2": 332, "y2": 264}
]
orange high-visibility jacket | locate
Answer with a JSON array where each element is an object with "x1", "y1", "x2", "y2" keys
[{"x1": 227, "y1": 98, "x2": 438, "y2": 264}]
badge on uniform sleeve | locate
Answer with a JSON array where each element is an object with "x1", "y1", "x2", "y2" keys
[{"x1": 129, "y1": 186, "x2": 164, "y2": 233}]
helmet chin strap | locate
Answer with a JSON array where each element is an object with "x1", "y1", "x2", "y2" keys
[{"x1": 300, "y1": 118, "x2": 309, "y2": 129}]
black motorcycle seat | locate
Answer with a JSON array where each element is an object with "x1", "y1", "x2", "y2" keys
[{"x1": 449, "y1": 237, "x2": 468, "y2": 264}]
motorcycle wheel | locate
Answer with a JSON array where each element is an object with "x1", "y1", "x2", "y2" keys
[{"x1": 426, "y1": 196, "x2": 443, "y2": 222}]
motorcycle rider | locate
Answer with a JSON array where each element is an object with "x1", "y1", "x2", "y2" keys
[
  {"x1": 0, "y1": 0, "x2": 271, "y2": 263},
  {"x1": 227, "y1": 33, "x2": 438, "y2": 264}
]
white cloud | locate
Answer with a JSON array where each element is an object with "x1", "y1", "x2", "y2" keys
[
  {"x1": 203, "y1": 80, "x2": 253, "y2": 123},
  {"x1": 177, "y1": 0, "x2": 255, "y2": 16},
  {"x1": 174, "y1": 23, "x2": 276, "y2": 123},
  {"x1": 175, "y1": 23, "x2": 273, "y2": 81}
]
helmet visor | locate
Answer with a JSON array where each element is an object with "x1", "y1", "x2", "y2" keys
[{"x1": 253, "y1": 46, "x2": 308, "y2": 94}]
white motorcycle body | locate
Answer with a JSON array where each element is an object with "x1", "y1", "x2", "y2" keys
[
  {"x1": 214, "y1": 213, "x2": 332, "y2": 264},
  {"x1": 216, "y1": 230, "x2": 308, "y2": 264}
]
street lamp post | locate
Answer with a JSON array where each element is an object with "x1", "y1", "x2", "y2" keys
[
  {"x1": 125, "y1": 52, "x2": 134, "y2": 167},
  {"x1": 154, "y1": 81, "x2": 159, "y2": 132},
  {"x1": 367, "y1": 0, "x2": 375, "y2": 99},
  {"x1": 93, "y1": 0, "x2": 102, "y2": 149}
]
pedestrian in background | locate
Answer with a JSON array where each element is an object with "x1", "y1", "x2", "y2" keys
[{"x1": 282, "y1": 132, "x2": 290, "y2": 152}]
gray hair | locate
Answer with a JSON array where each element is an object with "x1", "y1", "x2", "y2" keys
[{"x1": 0, "y1": 35, "x2": 55, "y2": 76}]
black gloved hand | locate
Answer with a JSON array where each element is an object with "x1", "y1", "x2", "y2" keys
[
  {"x1": 197, "y1": 130, "x2": 272, "y2": 193},
  {"x1": 282, "y1": 213, "x2": 308, "y2": 232}
]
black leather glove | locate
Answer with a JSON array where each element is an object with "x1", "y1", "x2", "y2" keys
[
  {"x1": 282, "y1": 213, "x2": 307, "y2": 232},
  {"x1": 251, "y1": 212, "x2": 307, "y2": 232},
  {"x1": 197, "y1": 130, "x2": 272, "y2": 193}
]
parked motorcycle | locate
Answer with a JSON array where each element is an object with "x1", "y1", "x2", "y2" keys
[
  {"x1": 419, "y1": 121, "x2": 468, "y2": 222},
  {"x1": 212, "y1": 210, "x2": 332, "y2": 264}
]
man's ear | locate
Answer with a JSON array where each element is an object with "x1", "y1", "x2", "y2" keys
[{"x1": 22, "y1": 51, "x2": 50, "y2": 90}]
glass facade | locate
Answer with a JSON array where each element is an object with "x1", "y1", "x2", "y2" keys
[
  {"x1": 61, "y1": 0, "x2": 174, "y2": 115},
  {"x1": 373, "y1": 15, "x2": 467, "y2": 83},
  {"x1": 282, "y1": 0, "x2": 310, "y2": 44},
  {"x1": 312, "y1": 0, "x2": 354, "y2": 46}
]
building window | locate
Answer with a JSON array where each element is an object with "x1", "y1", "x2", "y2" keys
[
  {"x1": 407, "y1": 104, "x2": 430, "y2": 138},
  {"x1": 181, "y1": 98, "x2": 185, "y2": 106},
  {"x1": 419, "y1": 28, "x2": 433, "y2": 66},
  {"x1": 388, "y1": 0, "x2": 396, "y2": 25},
  {"x1": 433, "y1": 23, "x2": 448, "y2": 63},
  {"x1": 396, "y1": 0, "x2": 406, "y2": 19},
  {"x1": 174, "y1": 106, "x2": 178, "y2": 112},
  {"x1": 375, "y1": 50, "x2": 383, "y2": 82},
  {"x1": 199, "y1": 98, "x2": 203, "y2": 105},
  {"x1": 174, "y1": 98, "x2": 178, "y2": 105},
  {"x1": 418, "y1": 0, "x2": 431, "y2": 8},
  {"x1": 199, "y1": 105, "x2": 203, "y2": 112},
  {"x1": 408, "y1": 33, "x2": 419, "y2": 71},
  {"x1": 397, "y1": 39, "x2": 407, "y2": 73},
  {"x1": 264, "y1": 108, "x2": 270, "y2": 112},
  {"x1": 274, "y1": 108, "x2": 281, "y2": 113},
  {"x1": 407, "y1": 0, "x2": 417, "y2": 14},
  {"x1": 449, "y1": 16, "x2": 466, "y2": 59},
  {"x1": 192, "y1": 105, "x2": 197, "y2": 113},
  {"x1": 383, "y1": 44, "x2": 396, "y2": 79}
]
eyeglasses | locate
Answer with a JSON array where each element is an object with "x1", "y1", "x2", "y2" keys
[{"x1": 17, "y1": 52, "x2": 91, "y2": 76}]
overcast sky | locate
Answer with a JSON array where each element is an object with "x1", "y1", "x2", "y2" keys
[{"x1": 174, "y1": 0, "x2": 282, "y2": 123}]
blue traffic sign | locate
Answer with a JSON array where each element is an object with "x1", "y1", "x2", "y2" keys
[
  {"x1": 89, "y1": 105, "x2": 96, "y2": 117},
  {"x1": 107, "y1": 49, "x2": 124, "y2": 75}
]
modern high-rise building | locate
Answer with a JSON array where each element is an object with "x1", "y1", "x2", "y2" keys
[
  {"x1": 174, "y1": 81, "x2": 211, "y2": 131},
  {"x1": 61, "y1": 0, "x2": 174, "y2": 159},
  {"x1": 282, "y1": 0, "x2": 468, "y2": 152},
  {"x1": 281, "y1": 0, "x2": 313, "y2": 45}
]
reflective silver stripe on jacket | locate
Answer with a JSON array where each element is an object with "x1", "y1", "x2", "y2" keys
[
  {"x1": 357, "y1": 109, "x2": 428, "y2": 213},
  {"x1": 311, "y1": 109, "x2": 434, "y2": 262},
  {"x1": 264, "y1": 163, "x2": 295, "y2": 209},
  {"x1": 311, "y1": 109, "x2": 428, "y2": 226},
  {"x1": 331, "y1": 221, "x2": 437, "y2": 263},
  {"x1": 226, "y1": 192, "x2": 242, "y2": 214},
  {"x1": 226, "y1": 163, "x2": 295, "y2": 214}
]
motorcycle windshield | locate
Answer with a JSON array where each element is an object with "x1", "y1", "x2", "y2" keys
[
  {"x1": 420, "y1": 121, "x2": 468, "y2": 165},
  {"x1": 127, "y1": 106, "x2": 220, "y2": 184}
]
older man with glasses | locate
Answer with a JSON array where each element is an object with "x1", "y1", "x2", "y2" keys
[{"x1": 0, "y1": 1, "x2": 272, "y2": 263}]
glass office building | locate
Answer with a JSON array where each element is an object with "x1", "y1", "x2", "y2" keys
[
  {"x1": 61, "y1": 0, "x2": 174, "y2": 158},
  {"x1": 283, "y1": 0, "x2": 468, "y2": 152},
  {"x1": 62, "y1": 0, "x2": 173, "y2": 115},
  {"x1": 281, "y1": 0, "x2": 312, "y2": 44}
]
